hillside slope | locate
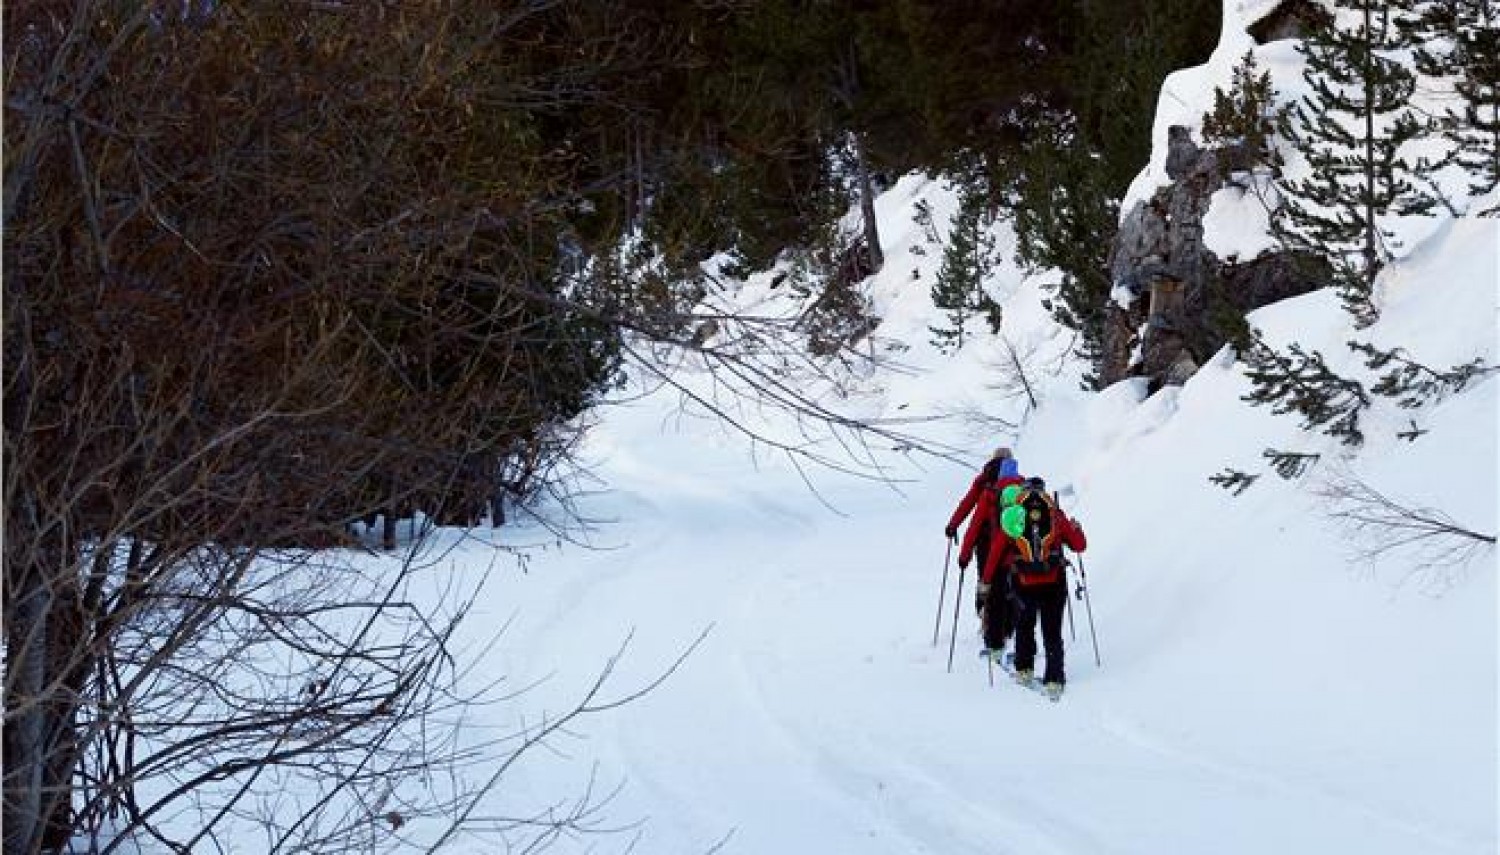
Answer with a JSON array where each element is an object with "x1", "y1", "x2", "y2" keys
[
  {"x1": 423, "y1": 170, "x2": 1495, "y2": 853},
  {"x1": 415, "y1": 3, "x2": 1498, "y2": 850}
]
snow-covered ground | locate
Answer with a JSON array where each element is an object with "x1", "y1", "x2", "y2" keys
[
  {"x1": 179, "y1": 4, "x2": 1496, "y2": 852},
  {"x1": 385, "y1": 159, "x2": 1497, "y2": 854},
  {"x1": 389, "y1": 6, "x2": 1500, "y2": 843}
]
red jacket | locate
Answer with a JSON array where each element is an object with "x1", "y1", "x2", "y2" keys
[
  {"x1": 975, "y1": 504, "x2": 1087, "y2": 586},
  {"x1": 946, "y1": 471, "x2": 991, "y2": 533},
  {"x1": 957, "y1": 475, "x2": 1024, "y2": 567}
]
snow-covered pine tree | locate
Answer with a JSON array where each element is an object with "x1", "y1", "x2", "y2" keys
[
  {"x1": 929, "y1": 181, "x2": 1002, "y2": 353},
  {"x1": 1276, "y1": 0, "x2": 1435, "y2": 326},
  {"x1": 1400, "y1": 0, "x2": 1500, "y2": 213}
]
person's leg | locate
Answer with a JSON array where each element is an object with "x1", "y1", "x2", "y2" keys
[
  {"x1": 982, "y1": 581, "x2": 1008, "y2": 651},
  {"x1": 1013, "y1": 589, "x2": 1039, "y2": 675},
  {"x1": 995, "y1": 572, "x2": 1018, "y2": 646},
  {"x1": 1039, "y1": 584, "x2": 1068, "y2": 685},
  {"x1": 973, "y1": 528, "x2": 991, "y2": 615}
]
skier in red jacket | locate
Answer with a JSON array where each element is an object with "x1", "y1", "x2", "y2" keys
[
  {"x1": 947, "y1": 448, "x2": 1024, "y2": 649},
  {"x1": 997, "y1": 477, "x2": 1087, "y2": 698}
]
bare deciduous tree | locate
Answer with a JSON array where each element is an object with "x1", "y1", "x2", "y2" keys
[
  {"x1": 3, "y1": 3, "x2": 951, "y2": 854},
  {"x1": 2, "y1": 2, "x2": 688, "y2": 852},
  {"x1": 1314, "y1": 467, "x2": 1495, "y2": 592},
  {"x1": 939, "y1": 333, "x2": 1068, "y2": 444}
]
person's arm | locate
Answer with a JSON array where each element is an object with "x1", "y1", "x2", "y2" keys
[
  {"x1": 981, "y1": 533, "x2": 1013, "y2": 583},
  {"x1": 1059, "y1": 512, "x2": 1087, "y2": 553},
  {"x1": 958, "y1": 489, "x2": 994, "y2": 566},
  {"x1": 945, "y1": 474, "x2": 983, "y2": 536}
]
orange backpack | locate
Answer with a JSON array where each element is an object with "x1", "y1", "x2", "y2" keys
[{"x1": 1005, "y1": 484, "x2": 1066, "y2": 586}]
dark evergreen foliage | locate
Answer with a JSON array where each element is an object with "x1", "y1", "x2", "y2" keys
[
  {"x1": 1262, "y1": 448, "x2": 1322, "y2": 479},
  {"x1": 1210, "y1": 468, "x2": 1261, "y2": 495},
  {"x1": 1202, "y1": 50, "x2": 1289, "y2": 177},
  {"x1": 1347, "y1": 340, "x2": 1495, "y2": 407},
  {"x1": 1400, "y1": 0, "x2": 1500, "y2": 212},
  {"x1": 1241, "y1": 331, "x2": 1371, "y2": 446},
  {"x1": 1275, "y1": 0, "x2": 1436, "y2": 326},
  {"x1": 912, "y1": 200, "x2": 941, "y2": 245},
  {"x1": 930, "y1": 179, "x2": 1003, "y2": 353},
  {"x1": 997, "y1": 0, "x2": 1220, "y2": 387},
  {"x1": 1005, "y1": 116, "x2": 1119, "y2": 389},
  {"x1": 619, "y1": 0, "x2": 1219, "y2": 386},
  {"x1": 1396, "y1": 418, "x2": 1430, "y2": 442}
]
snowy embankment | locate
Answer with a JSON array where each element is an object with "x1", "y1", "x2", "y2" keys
[{"x1": 406, "y1": 168, "x2": 1495, "y2": 854}]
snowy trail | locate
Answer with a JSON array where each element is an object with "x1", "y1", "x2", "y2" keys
[
  {"x1": 434, "y1": 177, "x2": 1495, "y2": 853},
  {"x1": 457, "y1": 445, "x2": 1491, "y2": 855}
]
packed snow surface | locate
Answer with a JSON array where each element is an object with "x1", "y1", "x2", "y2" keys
[
  {"x1": 399, "y1": 175, "x2": 1495, "y2": 854},
  {"x1": 277, "y1": 2, "x2": 1500, "y2": 849}
]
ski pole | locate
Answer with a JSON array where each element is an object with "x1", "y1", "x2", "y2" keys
[
  {"x1": 933, "y1": 537, "x2": 953, "y2": 647},
  {"x1": 1054, "y1": 491, "x2": 1097, "y2": 666},
  {"x1": 1054, "y1": 493, "x2": 1077, "y2": 642},
  {"x1": 1066, "y1": 573, "x2": 1077, "y2": 642},
  {"x1": 1077, "y1": 554, "x2": 1101, "y2": 667},
  {"x1": 946, "y1": 564, "x2": 966, "y2": 673}
]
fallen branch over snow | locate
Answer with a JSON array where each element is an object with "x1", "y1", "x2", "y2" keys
[{"x1": 1313, "y1": 467, "x2": 1495, "y2": 591}]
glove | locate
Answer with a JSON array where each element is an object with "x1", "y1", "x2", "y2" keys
[
  {"x1": 958, "y1": 554, "x2": 970, "y2": 571},
  {"x1": 944, "y1": 525, "x2": 958, "y2": 539}
]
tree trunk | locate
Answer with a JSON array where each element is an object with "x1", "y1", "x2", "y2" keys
[
  {"x1": 1361, "y1": 1, "x2": 1378, "y2": 321},
  {"x1": 41, "y1": 571, "x2": 85, "y2": 855},
  {"x1": 4, "y1": 525, "x2": 82, "y2": 855},
  {"x1": 853, "y1": 136, "x2": 884, "y2": 274},
  {"x1": 5, "y1": 566, "x2": 50, "y2": 855}
]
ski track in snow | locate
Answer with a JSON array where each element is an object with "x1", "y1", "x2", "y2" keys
[
  {"x1": 478, "y1": 441, "x2": 1496, "y2": 854},
  {"x1": 731, "y1": 592, "x2": 1010, "y2": 854},
  {"x1": 606, "y1": 524, "x2": 1103, "y2": 855},
  {"x1": 450, "y1": 159, "x2": 1497, "y2": 854}
]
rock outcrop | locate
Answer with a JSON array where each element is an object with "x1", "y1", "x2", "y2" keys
[{"x1": 1103, "y1": 126, "x2": 1323, "y2": 391}]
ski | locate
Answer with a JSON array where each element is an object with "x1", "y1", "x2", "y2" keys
[
  {"x1": 980, "y1": 646, "x2": 1067, "y2": 701},
  {"x1": 1002, "y1": 660, "x2": 1062, "y2": 699},
  {"x1": 978, "y1": 647, "x2": 1015, "y2": 667},
  {"x1": 1018, "y1": 677, "x2": 1063, "y2": 702}
]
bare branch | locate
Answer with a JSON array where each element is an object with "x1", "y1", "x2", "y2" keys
[{"x1": 1313, "y1": 466, "x2": 1494, "y2": 592}]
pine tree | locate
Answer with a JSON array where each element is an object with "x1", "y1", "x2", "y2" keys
[
  {"x1": 929, "y1": 180, "x2": 1002, "y2": 353},
  {"x1": 1347, "y1": 340, "x2": 1495, "y2": 406},
  {"x1": 1402, "y1": 0, "x2": 1500, "y2": 212},
  {"x1": 1276, "y1": 0, "x2": 1435, "y2": 326},
  {"x1": 1210, "y1": 468, "x2": 1261, "y2": 496},
  {"x1": 1202, "y1": 50, "x2": 1288, "y2": 178},
  {"x1": 1240, "y1": 330, "x2": 1371, "y2": 446},
  {"x1": 1262, "y1": 448, "x2": 1322, "y2": 479},
  {"x1": 1005, "y1": 114, "x2": 1118, "y2": 386}
]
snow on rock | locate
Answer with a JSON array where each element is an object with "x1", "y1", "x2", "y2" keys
[{"x1": 1202, "y1": 181, "x2": 1278, "y2": 261}]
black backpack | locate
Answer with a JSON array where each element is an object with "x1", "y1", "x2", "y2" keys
[{"x1": 1002, "y1": 480, "x2": 1066, "y2": 585}]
